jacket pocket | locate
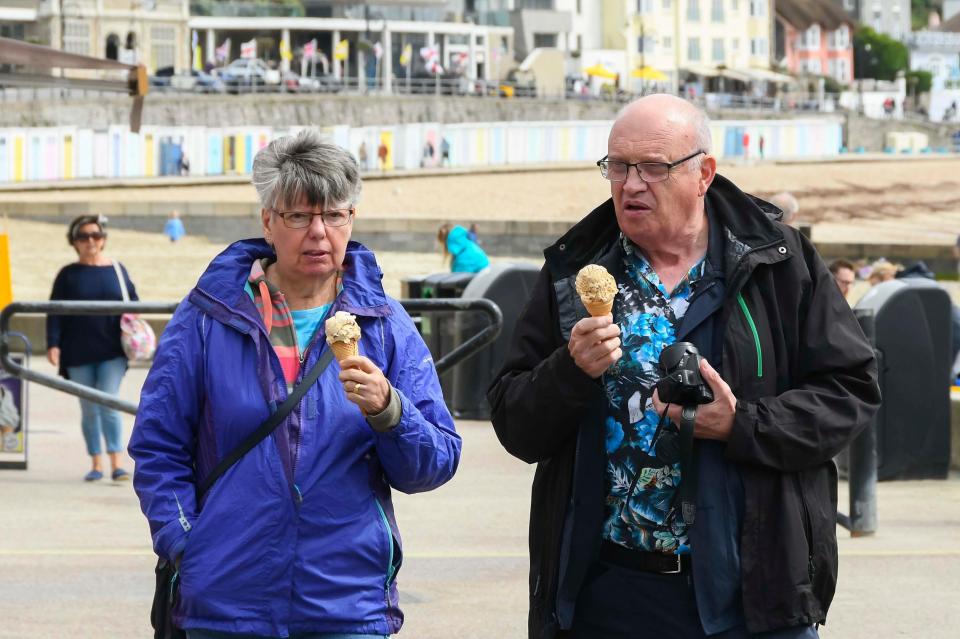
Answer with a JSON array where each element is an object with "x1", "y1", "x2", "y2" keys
[
  {"x1": 374, "y1": 497, "x2": 403, "y2": 604},
  {"x1": 793, "y1": 472, "x2": 815, "y2": 583}
]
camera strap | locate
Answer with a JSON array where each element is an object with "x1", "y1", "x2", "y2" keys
[{"x1": 678, "y1": 405, "x2": 698, "y2": 526}]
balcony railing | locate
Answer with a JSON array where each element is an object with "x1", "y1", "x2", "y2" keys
[{"x1": 189, "y1": 1, "x2": 305, "y2": 18}]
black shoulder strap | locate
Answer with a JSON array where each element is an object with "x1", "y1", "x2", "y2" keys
[{"x1": 196, "y1": 347, "x2": 335, "y2": 499}]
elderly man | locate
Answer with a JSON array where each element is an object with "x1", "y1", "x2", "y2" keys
[{"x1": 488, "y1": 95, "x2": 880, "y2": 638}]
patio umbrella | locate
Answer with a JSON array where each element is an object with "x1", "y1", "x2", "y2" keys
[
  {"x1": 632, "y1": 66, "x2": 667, "y2": 81},
  {"x1": 583, "y1": 63, "x2": 618, "y2": 80}
]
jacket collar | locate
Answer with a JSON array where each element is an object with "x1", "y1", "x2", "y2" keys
[
  {"x1": 190, "y1": 239, "x2": 392, "y2": 331},
  {"x1": 543, "y1": 173, "x2": 786, "y2": 280}
]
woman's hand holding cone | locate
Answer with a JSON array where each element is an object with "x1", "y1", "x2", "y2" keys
[{"x1": 338, "y1": 356, "x2": 391, "y2": 415}]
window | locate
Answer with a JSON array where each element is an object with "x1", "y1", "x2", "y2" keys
[
  {"x1": 712, "y1": 0, "x2": 724, "y2": 22},
  {"x1": 533, "y1": 33, "x2": 557, "y2": 48},
  {"x1": 662, "y1": 36, "x2": 673, "y2": 49},
  {"x1": 802, "y1": 58, "x2": 822, "y2": 75},
  {"x1": 829, "y1": 24, "x2": 850, "y2": 50},
  {"x1": 688, "y1": 37, "x2": 701, "y2": 61},
  {"x1": 687, "y1": 0, "x2": 700, "y2": 21},
  {"x1": 732, "y1": 38, "x2": 739, "y2": 52},
  {"x1": 843, "y1": 0, "x2": 854, "y2": 10},
  {"x1": 749, "y1": 0, "x2": 765, "y2": 17},
  {"x1": 663, "y1": 0, "x2": 672, "y2": 8},
  {"x1": 576, "y1": 0, "x2": 582, "y2": 13},
  {"x1": 828, "y1": 58, "x2": 851, "y2": 82},
  {"x1": 802, "y1": 24, "x2": 820, "y2": 51},
  {"x1": 637, "y1": 0, "x2": 654, "y2": 13},
  {"x1": 750, "y1": 37, "x2": 768, "y2": 56},
  {"x1": 731, "y1": 0, "x2": 738, "y2": 10},
  {"x1": 63, "y1": 20, "x2": 90, "y2": 56},
  {"x1": 150, "y1": 25, "x2": 177, "y2": 71},
  {"x1": 638, "y1": 36, "x2": 656, "y2": 54},
  {"x1": 712, "y1": 37, "x2": 725, "y2": 62}
]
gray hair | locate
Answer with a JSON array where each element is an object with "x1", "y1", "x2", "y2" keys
[
  {"x1": 769, "y1": 192, "x2": 800, "y2": 224},
  {"x1": 252, "y1": 129, "x2": 362, "y2": 211}
]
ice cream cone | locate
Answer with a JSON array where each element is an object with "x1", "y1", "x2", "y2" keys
[
  {"x1": 583, "y1": 299, "x2": 613, "y2": 317},
  {"x1": 330, "y1": 339, "x2": 358, "y2": 363}
]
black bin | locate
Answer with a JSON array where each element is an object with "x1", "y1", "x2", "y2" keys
[
  {"x1": 846, "y1": 278, "x2": 952, "y2": 480},
  {"x1": 402, "y1": 272, "x2": 477, "y2": 406},
  {"x1": 450, "y1": 263, "x2": 541, "y2": 419}
]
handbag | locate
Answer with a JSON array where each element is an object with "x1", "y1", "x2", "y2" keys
[
  {"x1": 151, "y1": 347, "x2": 335, "y2": 639},
  {"x1": 112, "y1": 261, "x2": 156, "y2": 361}
]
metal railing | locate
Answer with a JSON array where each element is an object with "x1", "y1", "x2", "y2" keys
[{"x1": 0, "y1": 298, "x2": 502, "y2": 416}]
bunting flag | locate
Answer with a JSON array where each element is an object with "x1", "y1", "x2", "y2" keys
[
  {"x1": 240, "y1": 38, "x2": 257, "y2": 60},
  {"x1": 399, "y1": 43, "x2": 412, "y2": 65},
  {"x1": 193, "y1": 45, "x2": 202, "y2": 71},
  {"x1": 215, "y1": 38, "x2": 231, "y2": 63},
  {"x1": 303, "y1": 39, "x2": 317, "y2": 59},
  {"x1": 334, "y1": 39, "x2": 349, "y2": 61},
  {"x1": 372, "y1": 41, "x2": 383, "y2": 60},
  {"x1": 279, "y1": 38, "x2": 292, "y2": 62}
]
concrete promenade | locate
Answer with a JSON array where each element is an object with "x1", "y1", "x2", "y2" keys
[{"x1": 1, "y1": 362, "x2": 959, "y2": 638}]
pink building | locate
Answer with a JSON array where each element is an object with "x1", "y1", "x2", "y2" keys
[{"x1": 776, "y1": 0, "x2": 856, "y2": 84}]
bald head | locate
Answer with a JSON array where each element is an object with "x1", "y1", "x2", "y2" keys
[{"x1": 611, "y1": 94, "x2": 712, "y2": 158}]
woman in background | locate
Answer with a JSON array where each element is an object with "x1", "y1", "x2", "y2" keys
[
  {"x1": 437, "y1": 223, "x2": 489, "y2": 273},
  {"x1": 47, "y1": 214, "x2": 138, "y2": 482}
]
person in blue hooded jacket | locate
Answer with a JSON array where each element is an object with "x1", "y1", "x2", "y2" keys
[
  {"x1": 437, "y1": 223, "x2": 489, "y2": 273},
  {"x1": 129, "y1": 130, "x2": 461, "y2": 639}
]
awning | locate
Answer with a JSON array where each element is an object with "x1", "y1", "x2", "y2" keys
[
  {"x1": 718, "y1": 68, "x2": 754, "y2": 83},
  {"x1": 743, "y1": 68, "x2": 796, "y2": 84},
  {"x1": 681, "y1": 65, "x2": 721, "y2": 78}
]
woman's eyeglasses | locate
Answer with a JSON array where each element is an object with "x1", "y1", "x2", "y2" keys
[
  {"x1": 273, "y1": 208, "x2": 355, "y2": 229},
  {"x1": 74, "y1": 232, "x2": 105, "y2": 242}
]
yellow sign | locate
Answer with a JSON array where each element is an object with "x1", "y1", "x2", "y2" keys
[
  {"x1": 193, "y1": 45, "x2": 202, "y2": 71},
  {"x1": 399, "y1": 43, "x2": 412, "y2": 66},
  {"x1": 279, "y1": 39, "x2": 292, "y2": 62},
  {"x1": 0, "y1": 233, "x2": 13, "y2": 308},
  {"x1": 334, "y1": 39, "x2": 349, "y2": 61}
]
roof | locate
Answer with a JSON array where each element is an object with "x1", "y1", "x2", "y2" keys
[
  {"x1": 940, "y1": 12, "x2": 960, "y2": 32},
  {"x1": 776, "y1": 0, "x2": 852, "y2": 31}
]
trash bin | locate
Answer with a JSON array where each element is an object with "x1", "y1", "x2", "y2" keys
[
  {"x1": 450, "y1": 263, "x2": 541, "y2": 419},
  {"x1": 402, "y1": 272, "x2": 477, "y2": 406},
  {"x1": 845, "y1": 278, "x2": 952, "y2": 480}
]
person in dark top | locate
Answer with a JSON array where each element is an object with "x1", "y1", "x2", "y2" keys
[{"x1": 46, "y1": 215, "x2": 139, "y2": 482}]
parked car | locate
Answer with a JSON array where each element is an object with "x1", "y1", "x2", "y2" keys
[
  {"x1": 220, "y1": 59, "x2": 281, "y2": 93},
  {"x1": 192, "y1": 69, "x2": 226, "y2": 94}
]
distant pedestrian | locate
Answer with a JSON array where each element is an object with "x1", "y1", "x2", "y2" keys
[
  {"x1": 163, "y1": 210, "x2": 186, "y2": 243},
  {"x1": 758, "y1": 134, "x2": 765, "y2": 160},
  {"x1": 377, "y1": 140, "x2": 388, "y2": 171},
  {"x1": 467, "y1": 223, "x2": 480, "y2": 244},
  {"x1": 769, "y1": 191, "x2": 799, "y2": 226},
  {"x1": 742, "y1": 131, "x2": 750, "y2": 161},
  {"x1": 179, "y1": 149, "x2": 190, "y2": 176},
  {"x1": 47, "y1": 214, "x2": 139, "y2": 483},
  {"x1": 421, "y1": 140, "x2": 435, "y2": 168},
  {"x1": 828, "y1": 258, "x2": 857, "y2": 298},
  {"x1": 440, "y1": 137, "x2": 451, "y2": 166},
  {"x1": 357, "y1": 141, "x2": 368, "y2": 170},
  {"x1": 437, "y1": 223, "x2": 489, "y2": 273}
]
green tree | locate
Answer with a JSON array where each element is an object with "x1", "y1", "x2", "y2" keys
[
  {"x1": 854, "y1": 27, "x2": 909, "y2": 81},
  {"x1": 906, "y1": 69, "x2": 933, "y2": 93}
]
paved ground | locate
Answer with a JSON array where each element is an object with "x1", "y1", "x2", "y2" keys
[{"x1": 1, "y1": 361, "x2": 959, "y2": 638}]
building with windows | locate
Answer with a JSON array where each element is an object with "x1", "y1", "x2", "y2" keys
[
  {"x1": 580, "y1": 0, "x2": 781, "y2": 94},
  {"x1": 777, "y1": 0, "x2": 855, "y2": 85},
  {"x1": 833, "y1": 0, "x2": 910, "y2": 41},
  {"x1": 1, "y1": 0, "x2": 191, "y2": 71}
]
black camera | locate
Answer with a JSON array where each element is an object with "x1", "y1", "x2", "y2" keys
[{"x1": 656, "y1": 342, "x2": 714, "y2": 406}]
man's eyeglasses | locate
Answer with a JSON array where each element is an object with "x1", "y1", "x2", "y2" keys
[
  {"x1": 597, "y1": 150, "x2": 705, "y2": 183},
  {"x1": 74, "y1": 232, "x2": 105, "y2": 242},
  {"x1": 272, "y1": 208, "x2": 355, "y2": 229}
]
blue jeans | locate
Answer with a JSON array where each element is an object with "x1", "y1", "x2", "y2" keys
[
  {"x1": 186, "y1": 632, "x2": 388, "y2": 639},
  {"x1": 66, "y1": 357, "x2": 127, "y2": 456}
]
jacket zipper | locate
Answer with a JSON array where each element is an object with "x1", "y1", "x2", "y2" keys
[
  {"x1": 374, "y1": 498, "x2": 396, "y2": 606},
  {"x1": 793, "y1": 473, "x2": 815, "y2": 582},
  {"x1": 736, "y1": 292, "x2": 763, "y2": 378}
]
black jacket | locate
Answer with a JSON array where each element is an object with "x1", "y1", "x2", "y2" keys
[{"x1": 487, "y1": 175, "x2": 881, "y2": 637}]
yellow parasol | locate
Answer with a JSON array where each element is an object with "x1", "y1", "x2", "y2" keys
[
  {"x1": 583, "y1": 63, "x2": 618, "y2": 80},
  {"x1": 632, "y1": 66, "x2": 667, "y2": 81}
]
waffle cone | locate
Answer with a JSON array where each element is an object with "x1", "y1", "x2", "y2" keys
[
  {"x1": 330, "y1": 339, "x2": 359, "y2": 363},
  {"x1": 583, "y1": 299, "x2": 613, "y2": 317}
]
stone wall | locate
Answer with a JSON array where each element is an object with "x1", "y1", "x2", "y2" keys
[{"x1": 844, "y1": 112, "x2": 960, "y2": 151}]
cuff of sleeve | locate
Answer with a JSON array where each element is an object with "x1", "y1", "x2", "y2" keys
[
  {"x1": 725, "y1": 399, "x2": 758, "y2": 462},
  {"x1": 154, "y1": 517, "x2": 192, "y2": 563},
  {"x1": 367, "y1": 385, "x2": 403, "y2": 432}
]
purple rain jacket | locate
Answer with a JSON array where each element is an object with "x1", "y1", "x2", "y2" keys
[{"x1": 129, "y1": 238, "x2": 461, "y2": 637}]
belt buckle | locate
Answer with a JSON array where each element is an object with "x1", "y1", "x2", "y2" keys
[{"x1": 660, "y1": 554, "x2": 682, "y2": 574}]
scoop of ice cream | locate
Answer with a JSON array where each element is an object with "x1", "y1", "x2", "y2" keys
[
  {"x1": 575, "y1": 264, "x2": 617, "y2": 303},
  {"x1": 324, "y1": 311, "x2": 361, "y2": 344}
]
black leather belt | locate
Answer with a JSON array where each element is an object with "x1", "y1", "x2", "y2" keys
[{"x1": 600, "y1": 540, "x2": 691, "y2": 575}]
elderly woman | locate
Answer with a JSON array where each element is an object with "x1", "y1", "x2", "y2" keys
[{"x1": 129, "y1": 130, "x2": 460, "y2": 639}]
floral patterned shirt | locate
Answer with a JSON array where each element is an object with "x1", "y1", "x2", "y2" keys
[{"x1": 602, "y1": 235, "x2": 706, "y2": 554}]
